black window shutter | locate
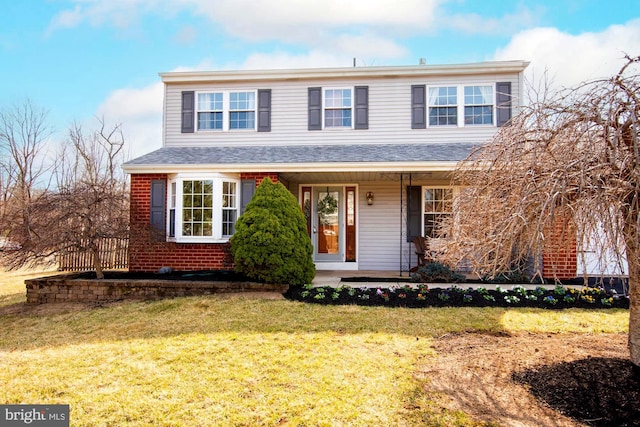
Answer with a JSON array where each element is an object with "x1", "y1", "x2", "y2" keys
[
  {"x1": 308, "y1": 87, "x2": 322, "y2": 130},
  {"x1": 354, "y1": 86, "x2": 368, "y2": 129},
  {"x1": 406, "y1": 186, "x2": 422, "y2": 242},
  {"x1": 257, "y1": 89, "x2": 271, "y2": 132},
  {"x1": 241, "y1": 179, "x2": 256, "y2": 214},
  {"x1": 181, "y1": 91, "x2": 195, "y2": 133},
  {"x1": 411, "y1": 85, "x2": 426, "y2": 129},
  {"x1": 150, "y1": 179, "x2": 166, "y2": 235},
  {"x1": 496, "y1": 82, "x2": 512, "y2": 127}
]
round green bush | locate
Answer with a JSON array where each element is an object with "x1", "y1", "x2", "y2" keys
[{"x1": 230, "y1": 177, "x2": 315, "y2": 285}]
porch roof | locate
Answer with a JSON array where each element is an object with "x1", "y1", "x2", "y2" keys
[{"x1": 122, "y1": 142, "x2": 476, "y2": 174}]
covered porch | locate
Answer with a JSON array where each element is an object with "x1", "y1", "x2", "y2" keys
[{"x1": 278, "y1": 170, "x2": 455, "y2": 275}]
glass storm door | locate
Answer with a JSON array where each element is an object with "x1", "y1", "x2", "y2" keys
[{"x1": 313, "y1": 187, "x2": 343, "y2": 261}]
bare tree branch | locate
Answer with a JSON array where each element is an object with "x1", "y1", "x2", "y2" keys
[{"x1": 438, "y1": 55, "x2": 640, "y2": 366}]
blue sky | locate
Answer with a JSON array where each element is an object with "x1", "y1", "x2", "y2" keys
[{"x1": 1, "y1": 0, "x2": 639, "y2": 158}]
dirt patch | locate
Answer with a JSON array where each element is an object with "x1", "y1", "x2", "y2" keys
[{"x1": 424, "y1": 332, "x2": 639, "y2": 426}]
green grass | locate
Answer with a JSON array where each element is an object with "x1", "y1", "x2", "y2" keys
[{"x1": 0, "y1": 272, "x2": 629, "y2": 426}]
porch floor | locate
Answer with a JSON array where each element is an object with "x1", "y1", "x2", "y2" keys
[
  {"x1": 311, "y1": 270, "x2": 560, "y2": 290},
  {"x1": 312, "y1": 270, "x2": 413, "y2": 288}
]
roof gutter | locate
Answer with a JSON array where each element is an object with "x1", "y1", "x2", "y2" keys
[{"x1": 122, "y1": 161, "x2": 462, "y2": 174}]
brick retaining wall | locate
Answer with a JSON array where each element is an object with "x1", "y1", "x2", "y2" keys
[{"x1": 25, "y1": 273, "x2": 288, "y2": 304}]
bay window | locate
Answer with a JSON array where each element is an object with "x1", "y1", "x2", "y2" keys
[{"x1": 168, "y1": 174, "x2": 240, "y2": 242}]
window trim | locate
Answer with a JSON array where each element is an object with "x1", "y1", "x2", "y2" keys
[
  {"x1": 195, "y1": 90, "x2": 257, "y2": 132},
  {"x1": 463, "y1": 84, "x2": 494, "y2": 126},
  {"x1": 167, "y1": 173, "x2": 241, "y2": 243},
  {"x1": 322, "y1": 87, "x2": 354, "y2": 130},
  {"x1": 422, "y1": 186, "x2": 457, "y2": 239},
  {"x1": 426, "y1": 84, "x2": 496, "y2": 128}
]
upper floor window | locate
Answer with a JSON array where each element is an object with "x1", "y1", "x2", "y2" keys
[
  {"x1": 197, "y1": 93, "x2": 223, "y2": 130},
  {"x1": 464, "y1": 85, "x2": 493, "y2": 125},
  {"x1": 229, "y1": 92, "x2": 256, "y2": 129},
  {"x1": 196, "y1": 91, "x2": 256, "y2": 131},
  {"x1": 423, "y1": 84, "x2": 496, "y2": 127},
  {"x1": 308, "y1": 86, "x2": 368, "y2": 131},
  {"x1": 428, "y1": 86, "x2": 457, "y2": 126},
  {"x1": 324, "y1": 88, "x2": 352, "y2": 128}
]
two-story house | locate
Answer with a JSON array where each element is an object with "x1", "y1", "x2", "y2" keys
[{"x1": 124, "y1": 60, "x2": 550, "y2": 276}]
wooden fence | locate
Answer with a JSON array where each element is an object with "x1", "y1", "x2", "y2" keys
[{"x1": 57, "y1": 238, "x2": 129, "y2": 271}]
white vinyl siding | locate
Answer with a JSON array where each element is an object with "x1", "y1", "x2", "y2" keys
[{"x1": 164, "y1": 73, "x2": 522, "y2": 147}]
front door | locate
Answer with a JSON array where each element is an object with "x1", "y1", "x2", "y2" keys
[
  {"x1": 313, "y1": 187, "x2": 343, "y2": 261},
  {"x1": 301, "y1": 185, "x2": 357, "y2": 268}
]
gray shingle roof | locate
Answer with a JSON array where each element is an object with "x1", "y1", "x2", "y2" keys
[{"x1": 124, "y1": 143, "x2": 476, "y2": 168}]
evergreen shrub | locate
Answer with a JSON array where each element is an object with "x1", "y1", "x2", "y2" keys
[{"x1": 230, "y1": 177, "x2": 315, "y2": 285}]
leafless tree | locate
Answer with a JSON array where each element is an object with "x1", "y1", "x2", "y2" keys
[
  {"x1": 0, "y1": 100, "x2": 52, "y2": 256},
  {"x1": 52, "y1": 119, "x2": 129, "y2": 279},
  {"x1": 0, "y1": 113, "x2": 129, "y2": 279},
  {"x1": 438, "y1": 55, "x2": 640, "y2": 366}
]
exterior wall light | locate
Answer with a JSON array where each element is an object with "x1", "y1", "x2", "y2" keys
[{"x1": 366, "y1": 191, "x2": 374, "y2": 205}]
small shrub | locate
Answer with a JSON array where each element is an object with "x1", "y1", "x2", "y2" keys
[
  {"x1": 504, "y1": 295, "x2": 520, "y2": 304},
  {"x1": 412, "y1": 262, "x2": 465, "y2": 283},
  {"x1": 483, "y1": 270, "x2": 530, "y2": 284},
  {"x1": 437, "y1": 291, "x2": 450, "y2": 301},
  {"x1": 533, "y1": 286, "x2": 546, "y2": 297},
  {"x1": 601, "y1": 297, "x2": 614, "y2": 307}
]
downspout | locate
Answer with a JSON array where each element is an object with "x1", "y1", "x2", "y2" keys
[
  {"x1": 409, "y1": 172, "x2": 413, "y2": 274},
  {"x1": 400, "y1": 173, "x2": 403, "y2": 276}
]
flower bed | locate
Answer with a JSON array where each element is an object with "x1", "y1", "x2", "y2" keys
[{"x1": 285, "y1": 284, "x2": 629, "y2": 309}]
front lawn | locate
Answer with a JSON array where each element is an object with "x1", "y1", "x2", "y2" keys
[{"x1": 0, "y1": 273, "x2": 630, "y2": 426}]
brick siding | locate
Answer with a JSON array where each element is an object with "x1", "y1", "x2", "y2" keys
[
  {"x1": 128, "y1": 172, "x2": 278, "y2": 272},
  {"x1": 240, "y1": 172, "x2": 279, "y2": 185},
  {"x1": 542, "y1": 212, "x2": 577, "y2": 280}
]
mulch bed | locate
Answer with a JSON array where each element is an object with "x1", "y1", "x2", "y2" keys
[
  {"x1": 512, "y1": 356, "x2": 640, "y2": 426},
  {"x1": 285, "y1": 284, "x2": 630, "y2": 309}
]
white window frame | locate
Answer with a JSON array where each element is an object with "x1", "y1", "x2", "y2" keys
[
  {"x1": 427, "y1": 84, "x2": 495, "y2": 127},
  {"x1": 427, "y1": 86, "x2": 458, "y2": 127},
  {"x1": 322, "y1": 87, "x2": 354, "y2": 129},
  {"x1": 422, "y1": 186, "x2": 457, "y2": 239},
  {"x1": 463, "y1": 85, "x2": 494, "y2": 126},
  {"x1": 167, "y1": 173, "x2": 240, "y2": 243},
  {"x1": 196, "y1": 90, "x2": 257, "y2": 132}
]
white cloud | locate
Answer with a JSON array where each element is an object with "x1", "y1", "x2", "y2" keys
[
  {"x1": 494, "y1": 19, "x2": 640, "y2": 90},
  {"x1": 187, "y1": 0, "x2": 441, "y2": 43},
  {"x1": 446, "y1": 5, "x2": 542, "y2": 36},
  {"x1": 47, "y1": 0, "x2": 438, "y2": 61},
  {"x1": 47, "y1": 0, "x2": 173, "y2": 33},
  {"x1": 174, "y1": 25, "x2": 197, "y2": 45},
  {"x1": 96, "y1": 82, "x2": 164, "y2": 159}
]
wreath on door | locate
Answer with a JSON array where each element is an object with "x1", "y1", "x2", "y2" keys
[{"x1": 317, "y1": 192, "x2": 338, "y2": 224}]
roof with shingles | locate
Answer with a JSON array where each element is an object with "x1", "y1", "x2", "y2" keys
[{"x1": 123, "y1": 143, "x2": 476, "y2": 172}]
